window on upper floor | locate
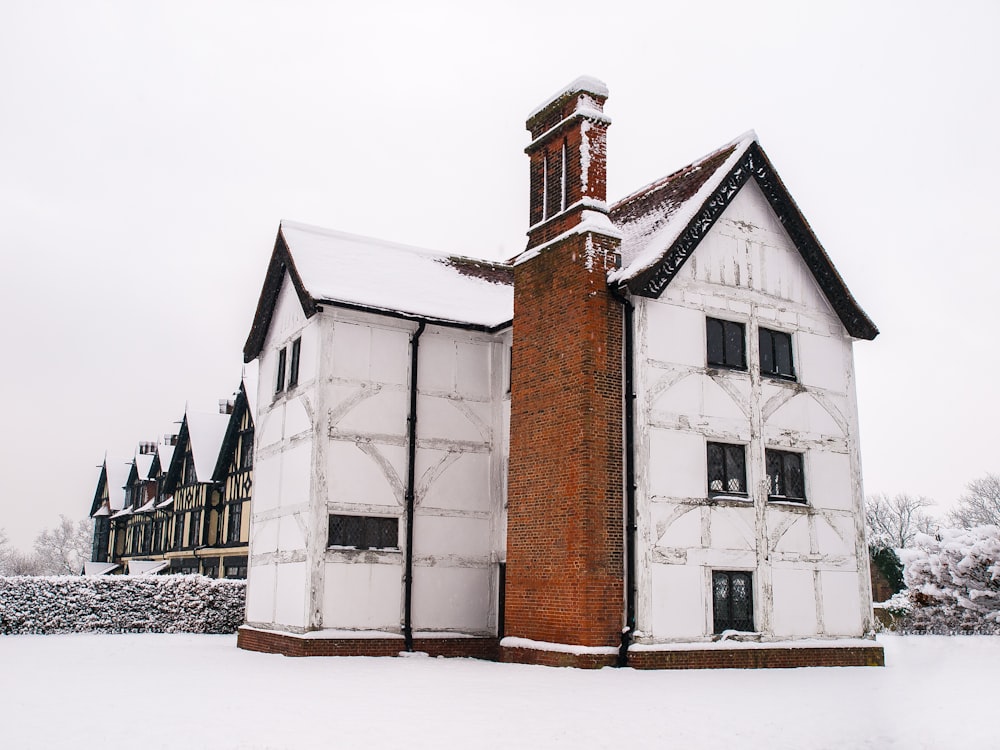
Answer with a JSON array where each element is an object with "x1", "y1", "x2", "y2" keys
[
  {"x1": 238, "y1": 428, "x2": 254, "y2": 471},
  {"x1": 288, "y1": 337, "x2": 301, "y2": 389},
  {"x1": 706, "y1": 318, "x2": 746, "y2": 370},
  {"x1": 759, "y1": 327, "x2": 795, "y2": 380},
  {"x1": 275, "y1": 346, "x2": 287, "y2": 394},
  {"x1": 765, "y1": 449, "x2": 806, "y2": 503},
  {"x1": 328, "y1": 514, "x2": 399, "y2": 550},
  {"x1": 712, "y1": 571, "x2": 754, "y2": 633},
  {"x1": 707, "y1": 442, "x2": 748, "y2": 497}
]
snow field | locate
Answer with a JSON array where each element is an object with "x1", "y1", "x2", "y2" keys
[{"x1": 0, "y1": 634, "x2": 994, "y2": 749}]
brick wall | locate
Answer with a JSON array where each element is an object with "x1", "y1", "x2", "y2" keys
[
  {"x1": 628, "y1": 645, "x2": 885, "y2": 670},
  {"x1": 237, "y1": 628, "x2": 500, "y2": 660}
]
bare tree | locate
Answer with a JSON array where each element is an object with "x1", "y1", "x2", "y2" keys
[
  {"x1": 949, "y1": 473, "x2": 1000, "y2": 528},
  {"x1": 865, "y1": 492, "x2": 937, "y2": 549},
  {"x1": 3, "y1": 550, "x2": 46, "y2": 576},
  {"x1": 0, "y1": 528, "x2": 11, "y2": 571},
  {"x1": 33, "y1": 516, "x2": 92, "y2": 575}
]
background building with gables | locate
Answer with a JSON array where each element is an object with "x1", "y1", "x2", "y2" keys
[{"x1": 87, "y1": 373, "x2": 255, "y2": 579}]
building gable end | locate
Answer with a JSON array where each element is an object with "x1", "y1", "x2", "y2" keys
[
  {"x1": 622, "y1": 143, "x2": 878, "y2": 340},
  {"x1": 244, "y1": 228, "x2": 318, "y2": 363}
]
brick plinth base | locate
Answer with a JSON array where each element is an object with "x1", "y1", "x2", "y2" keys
[
  {"x1": 627, "y1": 644, "x2": 885, "y2": 670},
  {"x1": 237, "y1": 627, "x2": 499, "y2": 660},
  {"x1": 500, "y1": 645, "x2": 618, "y2": 669}
]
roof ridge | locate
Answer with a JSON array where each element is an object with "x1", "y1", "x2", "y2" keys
[{"x1": 279, "y1": 219, "x2": 494, "y2": 266}]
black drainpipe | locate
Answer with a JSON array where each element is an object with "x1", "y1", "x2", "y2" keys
[
  {"x1": 611, "y1": 287, "x2": 636, "y2": 667},
  {"x1": 402, "y1": 320, "x2": 426, "y2": 652}
]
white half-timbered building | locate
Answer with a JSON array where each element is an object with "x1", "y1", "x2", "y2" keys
[{"x1": 238, "y1": 77, "x2": 882, "y2": 668}]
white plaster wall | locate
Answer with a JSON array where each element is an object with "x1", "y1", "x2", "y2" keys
[
  {"x1": 245, "y1": 273, "x2": 317, "y2": 633},
  {"x1": 634, "y1": 179, "x2": 872, "y2": 643},
  {"x1": 315, "y1": 314, "x2": 504, "y2": 635}
]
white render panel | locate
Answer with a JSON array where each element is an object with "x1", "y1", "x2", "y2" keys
[
  {"x1": 333, "y1": 389, "x2": 409, "y2": 437},
  {"x1": 252, "y1": 517, "x2": 279, "y2": 555},
  {"x1": 274, "y1": 562, "x2": 309, "y2": 629},
  {"x1": 245, "y1": 564, "x2": 276, "y2": 624},
  {"x1": 648, "y1": 430, "x2": 705, "y2": 499},
  {"x1": 808, "y1": 451, "x2": 854, "y2": 511},
  {"x1": 257, "y1": 408, "x2": 282, "y2": 451},
  {"x1": 417, "y1": 395, "x2": 490, "y2": 443},
  {"x1": 765, "y1": 392, "x2": 845, "y2": 438},
  {"x1": 772, "y1": 514, "x2": 810, "y2": 554},
  {"x1": 278, "y1": 442, "x2": 312, "y2": 509},
  {"x1": 770, "y1": 568, "x2": 818, "y2": 637},
  {"x1": 455, "y1": 340, "x2": 491, "y2": 399},
  {"x1": 796, "y1": 330, "x2": 850, "y2": 393},
  {"x1": 416, "y1": 335, "x2": 455, "y2": 393},
  {"x1": 649, "y1": 564, "x2": 705, "y2": 638},
  {"x1": 413, "y1": 515, "x2": 490, "y2": 558},
  {"x1": 326, "y1": 442, "x2": 404, "y2": 507},
  {"x1": 283, "y1": 397, "x2": 312, "y2": 439},
  {"x1": 251, "y1": 455, "x2": 280, "y2": 513},
  {"x1": 331, "y1": 322, "x2": 372, "y2": 381},
  {"x1": 417, "y1": 450, "x2": 491, "y2": 513},
  {"x1": 323, "y1": 560, "x2": 403, "y2": 630},
  {"x1": 709, "y1": 506, "x2": 756, "y2": 550},
  {"x1": 645, "y1": 303, "x2": 704, "y2": 367},
  {"x1": 369, "y1": 327, "x2": 410, "y2": 385},
  {"x1": 654, "y1": 506, "x2": 701, "y2": 548},
  {"x1": 412, "y1": 566, "x2": 491, "y2": 632},
  {"x1": 277, "y1": 514, "x2": 306, "y2": 552},
  {"x1": 821, "y1": 571, "x2": 865, "y2": 636}
]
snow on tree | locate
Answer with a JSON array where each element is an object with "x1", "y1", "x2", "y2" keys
[
  {"x1": 0, "y1": 529, "x2": 10, "y2": 571},
  {"x1": 949, "y1": 473, "x2": 1000, "y2": 528},
  {"x1": 33, "y1": 516, "x2": 92, "y2": 575},
  {"x1": 2, "y1": 551, "x2": 47, "y2": 576},
  {"x1": 897, "y1": 525, "x2": 1000, "y2": 632},
  {"x1": 865, "y1": 492, "x2": 937, "y2": 549}
]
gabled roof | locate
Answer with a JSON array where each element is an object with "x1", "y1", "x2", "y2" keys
[
  {"x1": 211, "y1": 376, "x2": 256, "y2": 483},
  {"x1": 608, "y1": 134, "x2": 878, "y2": 340},
  {"x1": 90, "y1": 455, "x2": 131, "y2": 517},
  {"x1": 244, "y1": 221, "x2": 514, "y2": 361},
  {"x1": 163, "y1": 410, "x2": 229, "y2": 491}
]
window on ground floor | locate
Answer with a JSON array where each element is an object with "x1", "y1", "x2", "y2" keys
[
  {"x1": 328, "y1": 514, "x2": 399, "y2": 550},
  {"x1": 712, "y1": 570, "x2": 754, "y2": 633}
]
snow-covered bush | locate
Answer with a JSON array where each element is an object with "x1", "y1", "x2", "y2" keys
[
  {"x1": 896, "y1": 525, "x2": 1000, "y2": 633},
  {"x1": 0, "y1": 575, "x2": 245, "y2": 635}
]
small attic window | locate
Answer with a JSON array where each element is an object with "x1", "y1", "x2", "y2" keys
[
  {"x1": 275, "y1": 347, "x2": 287, "y2": 394},
  {"x1": 288, "y1": 337, "x2": 301, "y2": 389}
]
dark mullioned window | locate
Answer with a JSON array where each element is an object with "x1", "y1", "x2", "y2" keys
[
  {"x1": 706, "y1": 318, "x2": 746, "y2": 370},
  {"x1": 707, "y1": 442, "x2": 748, "y2": 496},
  {"x1": 765, "y1": 449, "x2": 806, "y2": 502},
  {"x1": 759, "y1": 327, "x2": 795, "y2": 379},
  {"x1": 328, "y1": 515, "x2": 399, "y2": 550},
  {"x1": 713, "y1": 571, "x2": 754, "y2": 633},
  {"x1": 275, "y1": 347, "x2": 287, "y2": 394},
  {"x1": 188, "y1": 510, "x2": 201, "y2": 547},
  {"x1": 288, "y1": 337, "x2": 301, "y2": 389}
]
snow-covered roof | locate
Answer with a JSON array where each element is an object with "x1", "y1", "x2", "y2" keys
[
  {"x1": 245, "y1": 222, "x2": 513, "y2": 361},
  {"x1": 128, "y1": 560, "x2": 168, "y2": 576},
  {"x1": 134, "y1": 498, "x2": 158, "y2": 514},
  {"x1": 241, "y1": 362, "x2": 259, "y2": 423},
  {"x1": 282, "y1": 221, "x2": 513, "y2": 327},
  {"x1": 155, "y1": 496, "x2": 174, "y2": 510},
  {"x1": 185, "y1": 410, "x2": 230, "y2": 482},
  {"x1": 110, "y1": 507, "x2": 132, "y2": 520},
  {"x1": 134, "y1": 452, "x2": 155, "y2": 481},
  {"x1": 83, "y1": 562, "x2": 119, "y2": 576},
  {"x1": 104, "y1": 457, "x2": 131, "y2": 512},
  {"x1": 606, "y1": 132, "x2": 878, "y2": 340},
  {"x1": 157, "y1": 439, "x2": 176, "y2": 475},
  {"x1": 609, "y1": 132, "x2": 756, "y2": 285}
]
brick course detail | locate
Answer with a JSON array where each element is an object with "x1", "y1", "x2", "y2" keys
[
  {"x1": 237, "y1": 627, "x2": 500, "y2": 660},
  {"x1": 627, "y1": 645, "x2": 885, "y2": 670}
]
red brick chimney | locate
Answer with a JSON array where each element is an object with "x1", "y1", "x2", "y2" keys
[{"x1": 503, "y1": 77, "x2": 625, "y2": 667}]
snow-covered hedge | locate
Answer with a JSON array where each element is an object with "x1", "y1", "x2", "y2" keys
[
  {"x1": 894, "y1": 525, "x2": 1000, "y2": 634},
  {"x1": 0, "y1": 575, "x2": 246, "y2": 635}
]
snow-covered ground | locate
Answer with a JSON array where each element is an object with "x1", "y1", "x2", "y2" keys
[{"x1": 0, "y1": 634, "x2": 993, "y2": 749}]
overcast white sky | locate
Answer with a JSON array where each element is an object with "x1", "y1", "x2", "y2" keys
[{"x1": 1, "y1": 1, "x2": 997, "y2": 551}]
